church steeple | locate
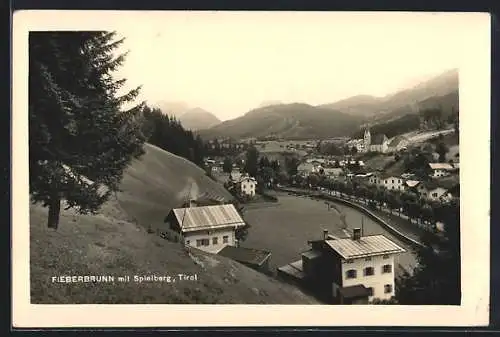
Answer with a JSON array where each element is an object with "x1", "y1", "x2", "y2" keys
[{"x1": 363, "y1": 128, "x2": 371, "y2": 152}]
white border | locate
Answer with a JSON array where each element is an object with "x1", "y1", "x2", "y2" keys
[{"x1": 12, "y1": 10, "x2": 491, "y2": 327}]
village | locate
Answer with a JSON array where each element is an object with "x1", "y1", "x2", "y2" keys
[{"x1": 158, "y1": 124, "x2": 459, "y2": 305}]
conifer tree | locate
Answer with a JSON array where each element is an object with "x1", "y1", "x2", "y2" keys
[{"x1": 29, "y1": 31, "x2": 146, "y2": 229}]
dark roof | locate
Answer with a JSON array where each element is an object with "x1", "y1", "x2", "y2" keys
[
  {"x1": 339, "y1": 285, "x2": 371, "y2": 299},
  {"x1": 218, "y1": 246, "x2": 271, "y2": 266},
  {"x1": 371, "y1": 134, "x2": 388, "y2": 145}
]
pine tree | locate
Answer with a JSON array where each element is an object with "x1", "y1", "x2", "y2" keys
[{"x1": 29, "y1": 31, "x2": 146, "y2": 229}]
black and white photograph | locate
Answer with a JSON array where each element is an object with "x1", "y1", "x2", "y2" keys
[{"x1": 12, "y1": 10, "x2": 490, "y2": 327}]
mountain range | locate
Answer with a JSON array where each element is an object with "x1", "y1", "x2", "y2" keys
[
  {"x1": 150, "y1": 101, "x2": 221, "y2": 131},
  {"x1": 198, "y1": 68, "x2": 459, "y2": 140}
]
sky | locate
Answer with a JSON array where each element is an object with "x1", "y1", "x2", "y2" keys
[{"x1": 111, "y1": 11, "x2": 467, "y2": 121}]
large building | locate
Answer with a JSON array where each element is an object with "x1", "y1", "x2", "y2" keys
[
  {"x1": 163, "y1": 204, "x2": 246, "y2": 254},
  {"x1": 278, "y1": 229, "x2": 406, "y2": 304},
  {"x1": 325, "y1": 230, "x2": 405, "y2": 303},
  {"x1": 357, "y1": 129, "x2": 389, "y2": 153}
]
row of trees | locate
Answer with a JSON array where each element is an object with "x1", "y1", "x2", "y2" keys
[
  {"x1": 141, "y1": 106, "x2": 205, "y2": 167},
  {"x1": 292, "y1": 173, "x2": 454, "y2": 228}
]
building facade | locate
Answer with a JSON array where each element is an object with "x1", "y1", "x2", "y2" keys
[
  {"x1": 381, "y1": 176, "x2": 406, "y2": 191},
  {"x1": 326, "y1": 230, "x2": 405, "y2": 302},
  {"x1": 429, "y1": 163, "x2": 454, "y2": 178},
  {"x1": 163, "y1": 204, "x2": 246, "y2": 254},
  {"x1": 239, "y1": 176, "x2": 257, "y2": 197}
]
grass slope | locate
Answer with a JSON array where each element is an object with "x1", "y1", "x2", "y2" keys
[{"x1": 30, "y1": 143, "x2": 318, "y2": 304}]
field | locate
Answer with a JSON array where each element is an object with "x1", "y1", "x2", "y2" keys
[
  {"x1": 30, "y1": 143, "x2": 319, "y2": 304},
  {"x1": 242, "y1": 192, "x2": 417, "y2": 274}
]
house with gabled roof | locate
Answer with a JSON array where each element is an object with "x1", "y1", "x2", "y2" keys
[
  {"x1": 163, "y1": 204, "x2": 246, "y2": 254},
  {"x1": 277, "y1": 228, "x2": 405, "y2": 304},
  {"x1": 428, "y1": 163, "x2": 455, "y2": 178},
  {"x1": 413, "y1": 180, "x2": 453, "y2": 202}
]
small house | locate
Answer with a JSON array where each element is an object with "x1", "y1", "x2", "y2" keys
[
  {"x1": 163, "y1": 204, "x2": 246, "y2": 254},
  {"x1": 380, "y1": 175, "x2": 405, "y2": 191},
  {"x1": 238, "y1": 175, "x2": 257, "y2": 197},
  {"x1": 428, "y1": 163, "x2": 454, "y2": 178}
]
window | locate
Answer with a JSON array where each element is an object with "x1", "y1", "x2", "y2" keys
[
  {"x1": 344, "y1": 259, "x2": 354, "y2": 264},
  {"x1": 186, "y1": 240, "x2": 190, "y2": 245},
  {"x1": 392, "y1": 179, "x2": 394, "y2": 183},
  {"x1": 202, "y1": 238, "x2": 210, "y2": 246},
  {"x1": 223, "y1": 236, "x2": 229, "y2": 244},
  {"x1": 345, "y1": 269, "x2": 357, "y2": 279},
  {"x1": 382, "y1": 264, "x2": 392, "y2": 273},
  {"x1": 212, "y1": 237, "x2": 218, "y2": 245},
  {"x1": 432, "y1": 193, "x2": 438, "y2": 197},
  {"x1": 384, "y1": 284, "x2": 393, "y2": 294},
  {"x1": 364, "y1": 267, "x2": 374, "y2": 276},
  {"x1": 367, "y1": 287, "x2": 374, "y2": 296},
  {"x1": 196, "y1": 240, "x2": 202, "y2": 247},
  {"x1": 385, "y1": 180, "x2": 387, "y2": 184},
  {"x1": 382, "y1": 254, "x2": 390, "y2": 259},
  {"x1": 365, "y1": 257, "x2": 371, "y2": 261}
]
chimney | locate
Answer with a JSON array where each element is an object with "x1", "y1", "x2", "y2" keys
[
  {"x1": 323, "y1": 229, "x2": 329, "y2": 240},
  {"x1": 188, "y1": 199, "x2": 197, "y2": 208},
  {"x1": 352, "y1": 228, "x2": 362, "y2": 241}
]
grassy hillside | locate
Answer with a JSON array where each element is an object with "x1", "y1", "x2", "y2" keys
[{"x1": 30, "y1": 143, "x2": 319, "y2": 304}]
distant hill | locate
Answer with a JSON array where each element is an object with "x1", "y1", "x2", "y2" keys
[
  {"x1": 199, "y1": 69, "x2": 458, "y2": 141},
  {"x1": 321, "y1": 69, "x2": 458, "y2": 120},
  {"x1": 318, "y1": 95, "x2": 382, "y2": 117},
  {"x1": 258, "y1": 100, "x2": 283, "y2": 108},
  {"x1": 178, "y1": 107, "x2": 221, "y2": 131},
  {"x1": 150, "y1": 101, "x2": 190, "y2": 118},
  {"x1": 198, "y1": 103, "x2": 362, "y2": 140},
  {"x1": 30, "y1": 143, "x2": 318, "y2": 304}
]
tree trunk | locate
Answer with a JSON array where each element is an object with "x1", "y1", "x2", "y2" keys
[{"x1": 47, "y1": 194, "x2": 61, "y2": 229}]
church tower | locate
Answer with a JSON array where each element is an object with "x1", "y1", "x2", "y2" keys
[{"x1": 363, "y1": 128, "x2": 371, "y2": 152}]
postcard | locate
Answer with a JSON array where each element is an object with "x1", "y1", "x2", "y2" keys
[{"x1": 12, "y1": 10, "x2": 490, "y2": 327}]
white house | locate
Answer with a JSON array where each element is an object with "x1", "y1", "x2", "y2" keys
[
  {"x1": 428, "y1": 163, "x2": 454, "y2": 178},
  {"x1": 239, "y1": 175, "x2": 257, "y2": 197},
  {"x1": 414, "y1": 181, "x2": 450, "y2": 201},
  {"x1": 327, "y1": 230, "x2": 406, "y2": 303},
  {"x1": 163, "y1": 204, "x2": 246, "y2": 254},
  {"x1": 380, "y1": 175, "x2": 405, "y2": 191}
]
